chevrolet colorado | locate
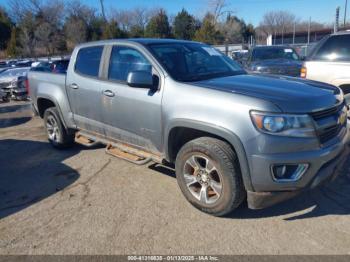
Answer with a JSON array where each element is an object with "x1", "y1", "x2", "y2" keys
[{"x1": 29, "y1": 39, "x2": 349, "y2": 216}]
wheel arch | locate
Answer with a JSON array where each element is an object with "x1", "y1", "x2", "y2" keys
[
  {"x1": 165, "y1": 119, "x2": 254, "y2": 191},
  {"x1": 37, "y1": 96, "x2": 68, "y2": 129}
]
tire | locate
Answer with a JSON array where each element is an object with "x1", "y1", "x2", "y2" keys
[
  {"x1": 175, "y1": 137, "x2": 246, "y2": 216},
  {"x1": 43, "y1": 107, "x2": 74, "y2": 149}
]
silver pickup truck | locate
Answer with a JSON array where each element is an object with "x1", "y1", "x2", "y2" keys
[{"x1": 29, "y1": 39, "x2": 349, "y2": 216}]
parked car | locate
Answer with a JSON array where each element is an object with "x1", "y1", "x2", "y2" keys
[
  {"x1": 245, "y1": 46, "x2": 303, "y2": 77},
  {"x1": 231, "y1": 50, "x2": 249, "y2": 64},
  {"x1": 0, "y1": 67, "x2": 30, "y2": 100},
  {"x1": 0, "y1": 61, "x2": 7, "y2": 68},
  {"x1": 0, "y1": 86, "x2": 9, "y2": 102},
  {"x1": 30, "y1": 61, "x2": 52, "y2": 72},
  {"x1": 31, "y1": 59, "x2": 70, "y2": 74},
  {"x1": 301, "y1": 31, "x2": 350, "y2": 96},
  {"x1": 51, "y1": 59, "x2": 69, "y2": 74},
  {"x1": 6, "y1": 60, "x2": 18, "y2": 67},
  {"x1": 29, "y1": 39, "x2": 349, "y2": 216},
  {"x1": 14, "y1": 60, "x2": 33, "y2": 68}
]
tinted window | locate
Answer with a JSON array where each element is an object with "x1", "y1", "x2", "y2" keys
[
  {"x1": 75, "y1": 46, "x2": 103, "y2": 77},
  {"x1": 52, "y1": 60, "x2": 69, "y2": 74},
  {"x1": 314, "y1": 35, "x2": 350, "y2": 62},
  {"x1": 251, "y1": 48, "x2": 300, "y2": 61},
  {"x1": 108, "y1": 46, "x2": 152, "y2": 82},
  {"x1": 148, "y1": 43, "x2": 244, "y2": 82}
]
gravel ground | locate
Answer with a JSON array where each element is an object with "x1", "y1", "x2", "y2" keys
[{"x1": 1, "y1": 101, "x2": 350, "y2": 255}]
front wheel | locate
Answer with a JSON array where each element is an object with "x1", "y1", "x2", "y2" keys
[
  {"x1": 175, "y1": 137, "x2": 246, "y2": 216},
  {"x1": 43, "y1": 107, "x2": 74, "y2": 149}
]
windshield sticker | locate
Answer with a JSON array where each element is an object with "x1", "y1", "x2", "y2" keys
[
  {"x1": 284, "y1": 49, "x2": 293, "y2": 53},
  {"x1": 202, "y1": 47, "x2": 221, "y2": 56}
]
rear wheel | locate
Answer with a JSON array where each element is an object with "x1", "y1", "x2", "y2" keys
[
  {"x1": 175, "y1": 137, "x2": 246, "y2": 216},
  {"x1": 44, "y1": 107, "x2": 74, "y2": 149}
]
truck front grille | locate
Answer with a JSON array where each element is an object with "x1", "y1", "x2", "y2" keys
[{"x1": 310, "y1": 103, "x2": 347, "y2": 145}]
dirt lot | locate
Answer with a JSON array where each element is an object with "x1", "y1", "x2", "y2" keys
[{"x1": 1, "y1": 101, "x2": 350, "y2": 255}]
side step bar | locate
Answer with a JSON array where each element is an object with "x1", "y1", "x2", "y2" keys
[
  {"x1": 106, "y1": 144, "x2": 152, "y2": 165},
  {"x1": 75, "y1": 131, "x2": 162, "y2": 165},
  {"x1": 75, "y1": 133, "x2": 100, "y2": 147}
]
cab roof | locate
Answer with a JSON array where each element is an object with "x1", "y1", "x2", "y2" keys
[{"x1": 77, "y1": 38, "x2": 202, "y2": 48}]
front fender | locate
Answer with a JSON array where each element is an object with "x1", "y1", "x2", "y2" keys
[{"x1": 165, "y1": 119, "x2": 255, "y2": 192}]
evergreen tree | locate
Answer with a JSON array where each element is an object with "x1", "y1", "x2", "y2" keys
[
  {"x1": 145, "y1": 9, "x2": 171, "y2": 38},
  {"x1": 0, "y1": 7, "x2": 12, "y2": 50},
  {"x1": 173, "y1": 9, "x2": 196, "y2": 40},
  {"x1": 194, "y1": 15, "x2": 223, "y2": 44}
]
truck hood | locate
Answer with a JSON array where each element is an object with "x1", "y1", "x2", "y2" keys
[{"x1": 192, "y1": 74, "x2": 341, "y2": 113}]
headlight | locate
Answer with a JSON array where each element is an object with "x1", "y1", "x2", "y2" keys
[{"x1": 250, "y1": 111, "x2": 316, "y2": 137}]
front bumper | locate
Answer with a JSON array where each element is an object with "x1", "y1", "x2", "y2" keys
[
  {"x1": 246, "y1": 123, "x2": 350, "y2": 209},
  {"x1": 247, "y1": 144, "x2": 349, "y2": 209}
]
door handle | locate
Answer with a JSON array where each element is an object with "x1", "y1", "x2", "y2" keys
[
  {"x1": 70, "y1": 83, "x2": 79, "y2": 89},
  {"x1": 103, "y1": 90, "x2": 115, "y2": 97}
]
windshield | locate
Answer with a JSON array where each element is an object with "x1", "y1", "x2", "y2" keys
[
  {"x1": 251, "y1": 48, "x2": 300, "y2": 61},
  {"x1": 0, "y1": 68, "x2": 28, "y2": 78},
  {"x1": 147, "y1": 43, "x2": 245, "y2": 82}
]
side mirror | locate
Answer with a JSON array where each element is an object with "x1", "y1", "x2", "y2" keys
[{"x1": 127, "y1": 71, "x2": 154, "y2": 89}]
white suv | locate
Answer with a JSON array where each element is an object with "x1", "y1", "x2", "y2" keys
[{"x1": 301, "y1": 31, "x2": 350, "y2": 94}]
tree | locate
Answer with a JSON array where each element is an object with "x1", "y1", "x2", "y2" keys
[
  {"x1": 17, "y1": 11, "x2": 37, "y2": 57},
  {"x1": 242, "y1": 23, "x2": 255, "y2": 43},
  {"x1": 145, "y1": 9, "x2": 171, "y2": 38},
  {"x1": 0, "y1": 7, "x2": 12, "y2": 50},
  {"x1": 111, "y1": 7, "x2": 157, "y2": 32},
  {"x1": 194, "y1": 14, "x2": 223, "y2": 44},
  {"x1": 259, "y1": 11, "x2": 296, "y2": 37},
  {"x1": 173, "y1": 9, "x2": 196, "y2": 40},
  {"x1": 6, "y1": 26, "x2": 17, "y2": 56},
  {"x1": 208, "y1": 0, "x2": 233, "y2": 25},
  {"x1": 101, "y1": 20, "x2": 127, "y2": 39},
  {"x1": 129, "y1": 25, "x2": 144, "y2": 38},
  {"x1": 64, "y1": 16, "x2": 87, "y2": 50},
  {"x1": 218, "y1": 15, "x2": 243, "y2": 43}
]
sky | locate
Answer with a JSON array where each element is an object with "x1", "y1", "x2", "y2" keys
[{"x1": 0, "y1": 0, "x2": 348, "y2": 26}]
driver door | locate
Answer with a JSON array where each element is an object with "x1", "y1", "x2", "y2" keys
[{"x1": 98, "y1": 45, "x2": 163, "y2": 153}]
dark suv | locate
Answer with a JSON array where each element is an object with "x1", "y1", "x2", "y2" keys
[{"x1": 246, "y1": 46, "x2": 303, "y2": 77}]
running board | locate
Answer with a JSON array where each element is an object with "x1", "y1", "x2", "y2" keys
[
  {"x1": 75, "y1": 131, "x2": 162, "y2": 165},
  {"x1": 106, "y1": 144, "x2": 152, "y2": 165},
  {"x1": 75, "y1": 133, "x2": 100, "y2": 147}
]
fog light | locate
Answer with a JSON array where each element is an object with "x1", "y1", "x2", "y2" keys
[{"x1": 271, "y1": 164, "x2": 308, "y2": 182}]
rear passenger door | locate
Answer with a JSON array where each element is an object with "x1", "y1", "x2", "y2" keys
[
  {"x1": 66, "y1": 45, "x2": 106, "y2": 134},
  {"x1": 98, "y1": 44, "x2": 163, "y2": 153}
]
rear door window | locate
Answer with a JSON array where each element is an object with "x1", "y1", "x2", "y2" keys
[
  {"x1": 313, "y1": 35, "x2": 350, "y2": 62},
  {"x1": 75, "y1": 46, "x2": 103, "y2": 77}
]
